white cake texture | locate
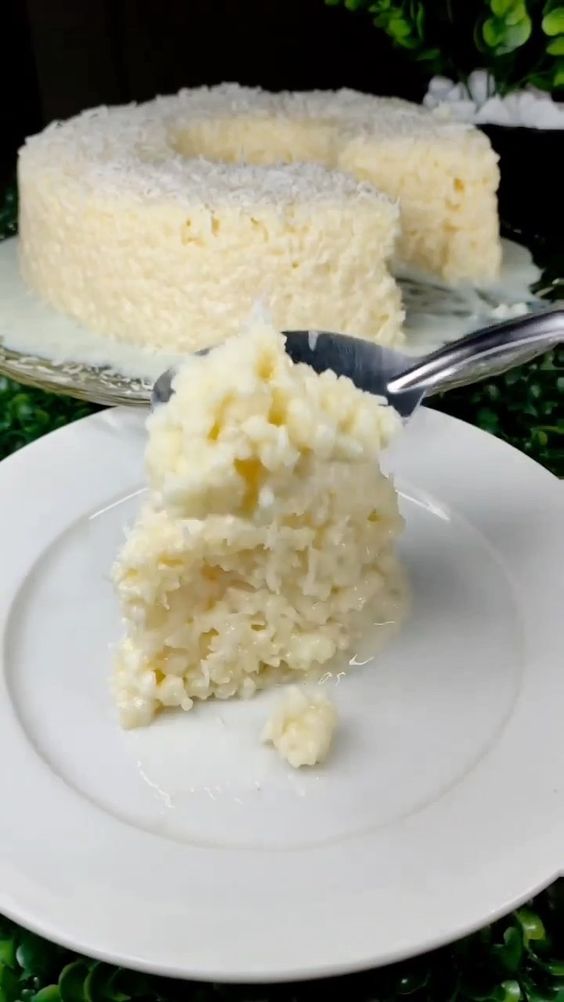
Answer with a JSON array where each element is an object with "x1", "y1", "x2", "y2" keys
[
  {"x1": 262, "y1": 686, "x2": 338, "y2": 768},
  {"x1": 112, "y1": 319, "x2": 405, "y2": 728},
  {"x1": 18, "y1": 84, "x2": 500, "y2": 356}
]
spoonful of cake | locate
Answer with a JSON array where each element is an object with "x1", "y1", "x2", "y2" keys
[{"x1": 152, "y1": 309, "x2": 564, "y2": 419}]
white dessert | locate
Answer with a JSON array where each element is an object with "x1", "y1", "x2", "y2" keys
[
  {"x1": 18, "y1": 92, "x2": 402, "y2": 354},
  {"x1": 19, "y1": 84, "x2": 501, "y2": 358},
  {"x1": 262, "y1": 686, "x2": 337, "y2": 768},
  {"x1": 112, "y1": 319, "x2": 405, "y2": 728}
]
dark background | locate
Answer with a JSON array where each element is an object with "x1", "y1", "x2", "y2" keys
[{"x1": 2, "y1": 0, "x2": 426, "y2": 189}]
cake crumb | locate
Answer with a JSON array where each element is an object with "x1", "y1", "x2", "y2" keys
[{"x1": 262, "y1": 686, "x2": 337, "y2": 768}]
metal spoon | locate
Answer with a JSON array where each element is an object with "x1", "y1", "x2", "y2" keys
[{"x1": 152, "y1": 309, "x2": 563, "y2": 419}]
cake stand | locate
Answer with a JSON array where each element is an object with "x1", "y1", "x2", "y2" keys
[{"x1": 0, "y1": 236, "x2": 542, "y2": 407}]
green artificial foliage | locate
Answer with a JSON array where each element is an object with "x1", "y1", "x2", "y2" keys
[{"x1": 324, "y1": 0, "x2": 564, "y2": 93}]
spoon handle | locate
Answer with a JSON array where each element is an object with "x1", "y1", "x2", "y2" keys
[{"x1": 387, "y1": 308, "x2": 564, "y2": 398}]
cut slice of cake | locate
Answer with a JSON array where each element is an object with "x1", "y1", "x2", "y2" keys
[
  {"x1": 112, "y1": 319, "x2": 406, "y2": 728},
  {"x1": 18, "y1": 84, "x2": 502, "y2": 360}
]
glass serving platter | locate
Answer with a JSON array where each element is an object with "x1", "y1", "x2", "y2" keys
[{"x1": 0, "y1": 237, "x2": 542, "y2": 407}]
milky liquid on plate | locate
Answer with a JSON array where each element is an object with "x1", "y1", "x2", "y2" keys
[
  {"x1": 313, "y1": 563, "x2": 409, "y2": 688},
  {"x1": 0, "y1": 237, "x2": 541, "y2": 381}
]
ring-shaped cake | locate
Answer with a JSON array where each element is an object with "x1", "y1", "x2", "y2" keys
[{"x1": 18, "y1": 85, "x2": 501, "y2": 354}]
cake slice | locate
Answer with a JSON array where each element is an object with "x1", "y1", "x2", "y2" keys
[
  {"x1": 112, "y1": 319, "x2": 405, "y2": 728},
  {"x1": 262, "y1": 686, "x2": 338, "y2": 768}
]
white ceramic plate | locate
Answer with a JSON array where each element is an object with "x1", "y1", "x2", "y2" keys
[
  {"x1": 0, "y1": 406, "x2": 562, "y2": 983},
  {"x1": 0, "y1": 236, "x2": 541, "y2": 405}
]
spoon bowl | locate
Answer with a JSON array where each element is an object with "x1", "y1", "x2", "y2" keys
[{"x1": 152, "y1": 309, "x2": 563, "y2": 419}]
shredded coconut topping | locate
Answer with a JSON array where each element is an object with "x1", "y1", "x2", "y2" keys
[{"x1": 21, "y1": 83, "x2": 478, "y2": 211}]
